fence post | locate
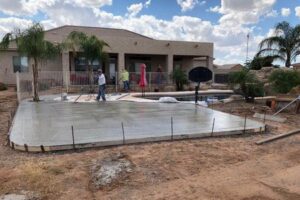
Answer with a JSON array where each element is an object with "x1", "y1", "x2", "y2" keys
[
  {"x1": 263, "y1": 110, "x2": 266, "y2": 123},
  {"x1": 121, "y1": 122, "x2": 125, "y2": 144},
  {"x1": 171, "y1": 117, "x2": 174, "y2": 140},
  {"x1": 211, "y1": 118, "x2": 215, "y2": 136},
  {"x1": 243, "y1": 115, "x2": 247, "y2": 134},
  {"x1": 149, "y1": 72, "x2": 152, "y2": 92},
  {"x1": 71, "y1": 125, "x2": 75, "y2": 150},
  {"x1": 16, "y1": 71, "x2": 21, "y2": 103},
  {"x1": 115, "y1": 72, "x2": 118, "y2": 93}
]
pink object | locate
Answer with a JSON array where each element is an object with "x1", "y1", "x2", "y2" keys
[{"x1": 139, "y1": 63, "x2": 147, "y2": 88}]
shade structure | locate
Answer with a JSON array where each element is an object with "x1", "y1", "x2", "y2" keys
[{"x1": 139, "y1": 63, "x2": 147, "y2": 88}]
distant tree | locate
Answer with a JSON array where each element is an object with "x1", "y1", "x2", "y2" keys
[
  {"x1": 257, "y1": 21, "x2": 300, "y2": 67},
  {"x1": 269, "y1": 69, "x2": 300, "y2": 93},
  {"x1": 228, "y1": 69, "x2": 264, "y2": 102},
  {"x1": 247, "y1": 55, "x2": 276, "y2": 70},
  {"x1": 63, "y1": 31, "x2": 109, "y2": 91},
  {"x1": 0, "y1": 23, "x2": 61, "y2": 101}
]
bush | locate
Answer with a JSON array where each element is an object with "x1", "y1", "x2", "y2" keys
[
  {"x1": 172, "y1": 68, "x2": 188, "y2": 91},
  {"x1": 248, "y1": 55, "x2": 275, "y2": 70},
  {"x1": 228, "y1": 69, "x2": 264, "y2": 102},
  {"x1": 0, "y1": 82, "x2": 7, "y2": 91},
  {"x1": 269, "y1": 70, "x2": 300, "y2": 94}
]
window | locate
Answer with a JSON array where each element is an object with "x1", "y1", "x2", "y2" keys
[
  {"x1": 12, "y1": 56, "x2": 29, "y2": 73},
  {"x1": 74, "y1": 56, "x2": 101, "y2": 71}
]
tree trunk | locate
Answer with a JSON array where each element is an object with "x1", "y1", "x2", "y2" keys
[
  {"x1": 285, "y1": 52, "x2": 291, "y2": 67},
  {"x1": 32, "y1": 57, "x2": 39, "y2": 101},
  {"x1": 88, "y1": 65, "x2": 94, "y2": 93}
]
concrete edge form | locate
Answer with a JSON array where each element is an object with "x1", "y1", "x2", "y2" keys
[{"x1": 10, "y1": 126, "x2": 265, "y2": 152}]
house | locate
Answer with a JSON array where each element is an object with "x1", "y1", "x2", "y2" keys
[
  {"x1": 0, "y1": 25, "x2": 214, "y2": 87},
  {"x1": 292, "y1": 63, "x2": 300, "y2": 71},
  {"x1": 213, "y1": 63, "x2": 243, "y2": 83}
]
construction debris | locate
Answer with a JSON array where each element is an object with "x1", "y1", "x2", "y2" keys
[
  {"x1": 90, "y1": 153, "x2": 133, "y2": 189},
  {"x1": 256, "y1": 129, "x2": 300, "y2": 145}
]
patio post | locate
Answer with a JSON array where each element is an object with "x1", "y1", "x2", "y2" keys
[
  {"x1": 62, "y1": 51, "x2": 70, "y2": 92},
  {"x1": 16, "y1": 71, "x2": 21, "y2": 103}
]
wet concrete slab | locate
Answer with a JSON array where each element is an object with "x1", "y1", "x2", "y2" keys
[{"x1": 10, "y1": 100, "x2": 265, "y2": 151}]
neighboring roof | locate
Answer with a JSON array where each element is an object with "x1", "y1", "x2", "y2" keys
[
  {"x1": 292, "y1": 63, "x2": 300, "y2": 67},
  {"x1": 213, "y1": 63, "x2": 243, "y2": 74},
  {"x1": 44, "y1": 25, "x2": 214, "y2": 45},
  {"x1": 45, "y1": 25, "x2": 154, "y2": 40},
  {"x1": 214, "y1": 63, "x2": 243, "y2": 70},
  {"x1": 4, "y1": 25, "x2": 214, "y2": 57}
]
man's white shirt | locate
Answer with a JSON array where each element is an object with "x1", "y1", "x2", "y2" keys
[{"x1": 98, "y1": 74, "x2": 106, "y2": 85}]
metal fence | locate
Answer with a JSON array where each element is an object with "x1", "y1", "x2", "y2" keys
[
  {"x1": 17, "y1": 71, "x2": 64, "y2": 101},
  {"x1": 16, "y1": 71, "x2": 174, "y2": 101}
]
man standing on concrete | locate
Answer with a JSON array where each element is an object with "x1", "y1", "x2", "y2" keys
[
  {"x1": 120, "y1": 68, "x2": 130, "y2": 92},
  {"x1": 96, "y1": 69, "x2": 106, "y2": 102}
]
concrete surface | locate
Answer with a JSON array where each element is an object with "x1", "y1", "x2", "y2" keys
[{"x1": 10, "y1": 99, "x2": 265, "y2": 151}]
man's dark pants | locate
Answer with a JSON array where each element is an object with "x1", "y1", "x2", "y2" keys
[{"x1": 96, "y1": 84, "x2": 106, "y2": 101}]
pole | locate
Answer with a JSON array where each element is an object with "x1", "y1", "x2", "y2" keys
[
  {"x1": 211, "y1": 118, "x2": 215, "y2": 136},
  {"x1": 71, "y1": 125, "x2": 75, "y2": 150},
  {"x1": 16, "y1": 71, "x2": 21, "y2": 103},
  {"x1": 195, "y1": 82, "x2": 200, "y2": 104},
  {"x1": 243, "y1": 115, "x2": 247, "y2": 134},
  {"x1": 149, "y1": 72, "x2": 152, "y2": 92},
  {"x1": 246, "y1": 33, "x2": 249, "y2": 64},
  {"x1": 121, "y1": 122, "x2": 125, "y2": 144},
  {"x1": 171, "y1": 117, "x2": 174, "y2": 140},
  {"x1": 115, "y1": 72, "x2": 118, "y2": 93}
]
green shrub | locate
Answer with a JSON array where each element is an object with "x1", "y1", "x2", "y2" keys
[
  {"x1": 248, "y1": 55, "x2": 275, "y2": 70},
  {"x1": 0, "y1": 82, "x2": 7, "y2": 91},
  {"x1": 228, "y1": 69, "x2": 264, "y2": 102},
  {"x1": 172, "y1": 68, "x2": 188, "y2": 91},
  {"x1": 269, "y1": 70, "x2": 300, "y2": 94}
]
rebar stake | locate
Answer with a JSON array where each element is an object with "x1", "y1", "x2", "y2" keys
[
  {"x1": 171, "y1": 117, "x2": 174, "y2": 140},
  {"x1": 211, "y1": 118, "x2": 215, "y2": 136},
  {"x1": 71, "y1": 125, "x2": 75, "y2": 150},
  {"x1": 243, "y1": 115, "x2": 247, "y2": 134},
  {"x1": 122, "y1": 122, "x2": 125, "y2": 144}
]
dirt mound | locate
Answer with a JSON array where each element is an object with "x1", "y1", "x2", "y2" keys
[
  {"x1": 289, "y1": 85, "x2": 300, "y2": 95},
  {"x1": 90, "y1": 153, "x2": 133, "y2": 189}
]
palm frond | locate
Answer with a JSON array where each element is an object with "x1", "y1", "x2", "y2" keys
[
  {"x1": 274, "y1": 21, "x2": 292, "y2": 37},
  {"x1": 0, "y1": 33, "x2": 13, "y2": 49},
  {"x1": 259, "y1": 36, "x2": 285, "y2": 50}
]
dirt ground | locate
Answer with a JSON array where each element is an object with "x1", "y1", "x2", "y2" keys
[{"x1": 0, "y1": 88, "x2": 299, "y2": 200}]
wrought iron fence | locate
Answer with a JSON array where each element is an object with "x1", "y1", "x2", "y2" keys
[{"x1": 16, "y1": 71, "x2": 175, "y2": 101}]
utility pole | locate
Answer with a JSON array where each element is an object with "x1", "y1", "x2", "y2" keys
[{"x1": 246, "y1": 33, "x2": 250, "y2": 65}]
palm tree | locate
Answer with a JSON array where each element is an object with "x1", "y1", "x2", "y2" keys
[
  {"x1": 172, "y1": 68, "x2": 188, "y2": 91},
  {"x1": 228, "y1": 69, "x2": 264, "y2": 102},
  {"x1": 257, "y1": 21, "x2": 300, "y2": 67},
  {"x1": 63, "y1": 31, "x2": 109, "y2": 92},
  {"x1": 0, "y1": 23, "x2": 61, "y2": 101}
]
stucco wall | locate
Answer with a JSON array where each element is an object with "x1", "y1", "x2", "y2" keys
[
  {"x1": 1, "y1": 26, "x2": 214, "y2": 85},
  {"x1": 0, "y1": 51, "x2": 19, "y2": 84},
  {"x1": 0, "y1": 50, "x2": 62, "y2": 85}
]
